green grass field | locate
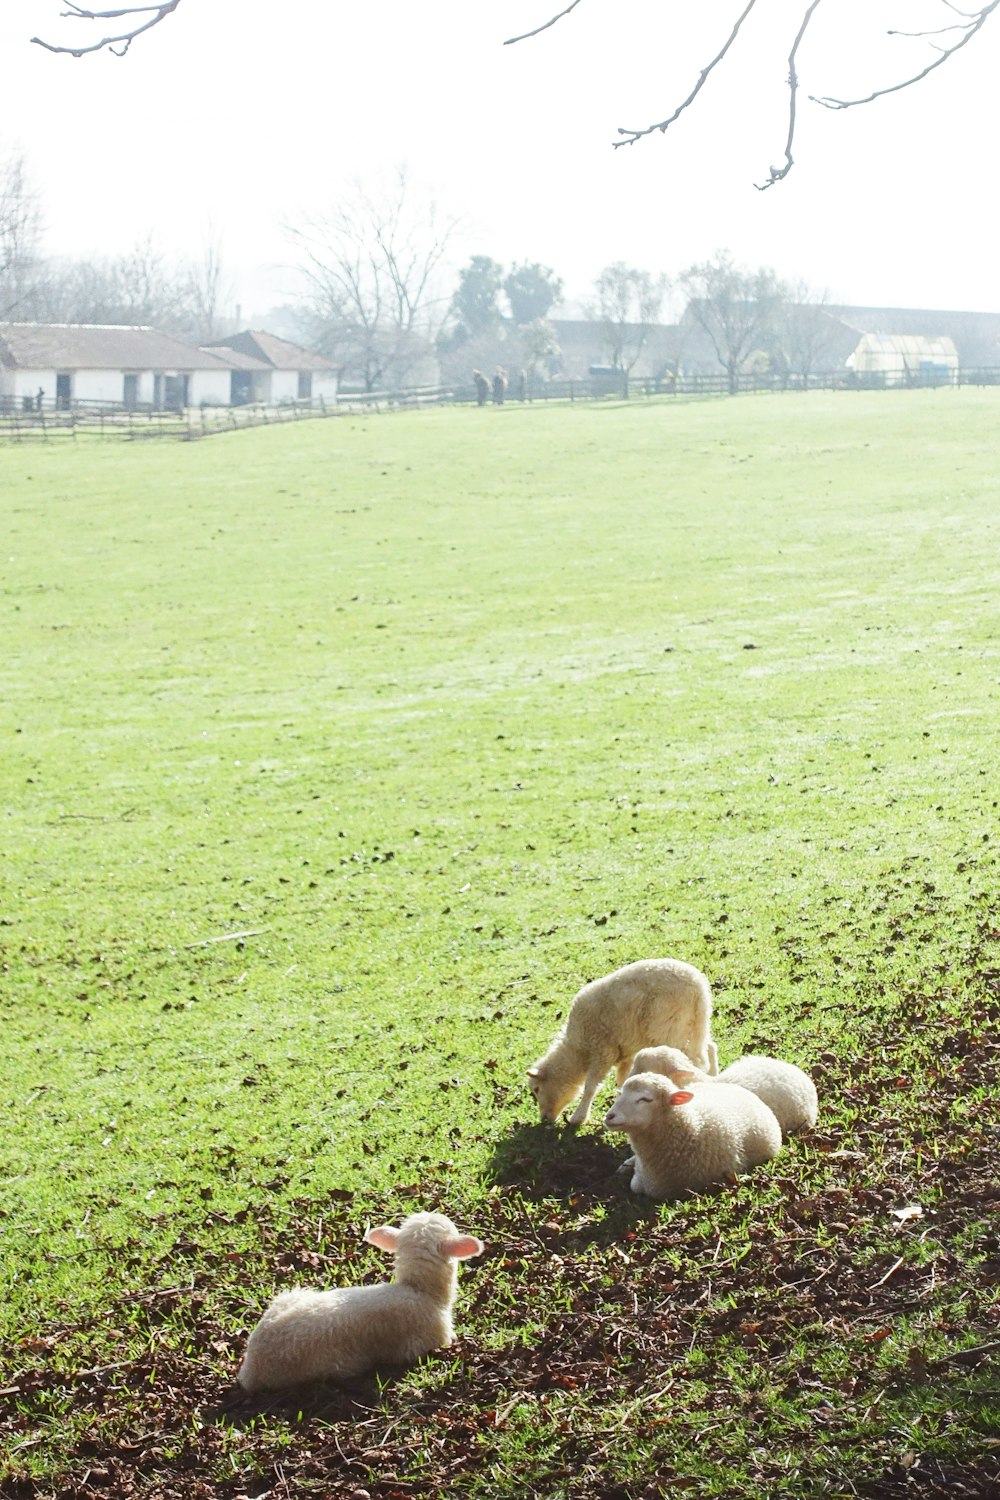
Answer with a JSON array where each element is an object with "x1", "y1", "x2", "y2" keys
[{"x1": 1, "y1": 390, "x2": 997, "y2": 1498}]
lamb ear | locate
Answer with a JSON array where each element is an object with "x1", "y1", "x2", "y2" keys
[
  {"x1": 442, "y1": 1234, "x2": 485, "y2": 1261},
  {"x1": 668, "y1": 1089, "x2": 695, "y2": 1106},
  {"x1": 526, "y1": 1066, "x2": 542, "y2": 1080},
  {"x1": 364, "y1": 1224, "x2": 400, "y2": 1253}
]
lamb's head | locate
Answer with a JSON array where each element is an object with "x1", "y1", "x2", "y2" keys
[
  {"x1": 526, "y1": 1059, "x2": 579, "y2": 1123},
  {"x1": 365, "y1": 1211, "x2": 484, "y2": 1264},
  {"x1": 605, "y1": 1073, "x2": 695, "y2": 1132},
  {"x1": 629, "y1": 1046, "x2": 704, "y2": 1086}
]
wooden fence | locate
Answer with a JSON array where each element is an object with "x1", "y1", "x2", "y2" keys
[
  {"x1": 0, "y1": 396, "x2": 337, "y2": 444},
  {"x1": 3, "y1": 367, "x2": 999, "y2": 444}
]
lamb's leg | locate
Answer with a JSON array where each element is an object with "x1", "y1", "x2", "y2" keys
[
  {"x1": 705, "y1": 1039, "x2": 719, "y2": 1076},
  {"x1": 615, "y1": 1153, "x2": 636, "y2": 1179},
  {"x1": 567, "y1": 1065, "x2": 608, "y2": 1127},
  {"x1": 614, "y1": 1058, "x2": 632, "y2": 1086}
]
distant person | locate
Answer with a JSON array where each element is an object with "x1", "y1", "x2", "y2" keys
[
  {"x1": 492, "y1": 367, "x2": 508, "y2": 405},
  {"x1": 472, "y1": 369, "x2": 490, "y2": 407},
  {"x1": 516, "y1": 368, "x2": 527, "y2": 402},
  {"x1": 35, "y1": 387, "x2": 44, "y2": 412}
]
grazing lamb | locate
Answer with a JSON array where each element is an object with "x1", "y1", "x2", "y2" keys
[
  {"x1": 629, "y1": 1047, "x2": 818, "y2": 1139},
  {"x1": 604, "y1": 1072, "x2": 782, "y2": 1199},
  {"x1": 527, "y1": 958, "x2": 717, "y2": 1127},
  {"x1": 237, "y1": 1211, "x2": 484, "y2": 1392},
  {"x1": 628, "y1": 1044, "x2": 711, "y2": 1087},
  {"x1": 718, "y1": 1055, "x2": 818, "y2": 1136}
]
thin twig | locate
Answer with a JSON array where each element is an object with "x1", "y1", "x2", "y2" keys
[
  {"x1": 756, "y1": 0, "x2": 825, "y2": 189},
  {"x1": 614, "y1": 0, "x2": 760, "y2": 148},
  {"x1": 71, "y1": 1358, "x2": 135, "y2": 1380},
  {"x1": 31, "y1": 0, "x2": 182, "y2": 57},
  {"x1": 812, "y1": 0, "x2": 1000, "y2": 110},
  {"x1": 868, "y1": 1255, "x2": 905, "y2": 1290},
  {"x1": 929, "y1": 1340, "x2": 1000, "y2": 1369},
  {"x1": 55, "y1": 807, "x2": 138, "y2": 822},
  {"x1": 505, "y1": 0, "x2": 585, "y2": 46},
  {"x1": 182, "y1": 926, "x2": 270, "y2": 949}
]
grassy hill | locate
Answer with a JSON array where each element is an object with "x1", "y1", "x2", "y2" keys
[{"x1": 1, "y1": 390, "x2": 997, "y2": 1497}]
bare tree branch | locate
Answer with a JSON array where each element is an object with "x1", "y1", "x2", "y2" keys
[
  {"x1": 755, "y1": 0, "x2": 825, "y2": 191},
  {"x1": 508, "y1": 0, "x2": 998, "y2": 183},
  {"x1": 614, "y1": 0, "x2": 760, "y2": 149},
  {"x1": 504, "y1": 1, "x2": 585, "y2": 47},
  {"x1": 812, "y1": 0, "x2": 1000, "y2": 111},
  {"x1": 31, "y1": 1, "x2": 182, "y2": 59}
]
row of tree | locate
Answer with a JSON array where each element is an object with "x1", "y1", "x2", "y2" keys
[
  {"x1": 1, "y1": 150, "x2": 234, "y2": 345},
  {"x1": 3, "y1": 150, "x2": 836, "y2": 394}
]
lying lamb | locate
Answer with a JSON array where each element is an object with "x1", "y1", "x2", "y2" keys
[
  {"x1": 629, "y1": 1047, "x2": 818, "y2": 1136},
  {"x1": 604, "y1": 1072, "x2": 782, "y2": 1198},
  {"x1": 527, "y1": 958, "x2": 717, "y2": 1127},
  {"x1": 717, "y1": 1055, "x2": 818, "y2": 1136},
  {"x1": 629, "y1": 1044, "x2": 710, "y2": 1086},
  {"x1": 237, "y1": 1211, "x2": 484, "y2": 1392}
]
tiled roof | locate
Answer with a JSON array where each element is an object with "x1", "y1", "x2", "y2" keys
[
  {"x1": 204, "y1": 330, "x2": 335, "y2": 371},
  {"x1": 0, "y1": 323, "x2": 234, "y2": 371},
  {"x1": 198, "y1": 344, "x2": 271, "y2": 372}
]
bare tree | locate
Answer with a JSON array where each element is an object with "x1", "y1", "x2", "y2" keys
[
  {"x1": 773, "y1": 282, "x2": 839, "y2": 386},
  {"x1": 506, "y1": 1, "x2": 1000, "y2": 185},
  {"x1": 178, "y1": 231, "x2": 234, "y2": 344},
  {"x1": 590, "y1": 262, "x2": 667, "y2": 396},
  {"x1": 32, "y1": 2, "x2": 182, "y2": 58},
  {"x1": 287, "y1": 170, "x2": 459, "y2": 392},
  {"x1": 1, "y1": 147, "x2": 43, "y2": 318},
  {"x1": 680, "y1": 250, "x2": 786, "y2": 394},
  {"x1": 30, "y1": 233, "x2": 218, "y2": 337}
]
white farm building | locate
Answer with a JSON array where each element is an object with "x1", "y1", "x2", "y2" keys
[
  {"x1": 0, "y1": 323, "x2": 338, "y2": 411},
  {"x1": 202, "y1": 330, "x2": 339, "y2": 406},
  {"x1": 847, "y1": 333, "x2": 959, "y2": 387},
  {"x1": 0, "y1": 323, "x2": 238, "y2": 410}
]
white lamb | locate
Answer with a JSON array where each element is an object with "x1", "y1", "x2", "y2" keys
[
  {"x1": 628, "y1": 1044, "x2": 711, "y2": 1086},
  {"x1": 628, "y1": 1046, "x2": 818, "y2": 1138},
  {"x1": 604, "y1": 1072, "x2": 782, "y2": 1199},
  {"x1": 527, "y1": 958, "x2": 717, "y2": 1127},
  {"x1": 717, "y1": 1055, "x2": 818, "y2": 1136},
  {"x1": 237, "y1": 1211, "x2": 484, "y2": 1392}
]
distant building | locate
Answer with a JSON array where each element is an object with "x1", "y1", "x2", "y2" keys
[
  {"x1": 548, "y1": 303, "x2": 683, "y2": 382},
  {"x1": 202, "y1": 330, "x2": 339, "y2": 405},
  {"x1": 0, "y1": 322, "x2": 340, "y2": 411},
  {"x1": 0, "y1": 322, "x2": 238, "y2": 410},
  {"x1": 847, "y1": 333, "x2": 959, "y2": 387},
  {"x1": 826, "y1": 305, "x2": 1000, "y2": 372},
  {"x1": 549, "y1": 301, "x2": 1000, "y2": 386}
]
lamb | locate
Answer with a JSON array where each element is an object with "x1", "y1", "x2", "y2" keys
[
  {"x1": 628, "y1": 1044, "x2": 711, "y2": 1087},
  {"x1": 717, "y1": 1055, "x2": 818, "y2": 1136},
  {"x1": 628, "y1": 1046, "x2": 818, "y2": 1138},
  {"x1": 527, "y1": 958, "x2": 717, "y2": 1127},
  {"x1": 604, "y1": 1072, "x2": 782, "y2": 1198},
  {"x1": 237, "y1": 1211, "x2": 484, "y2": 1392}
]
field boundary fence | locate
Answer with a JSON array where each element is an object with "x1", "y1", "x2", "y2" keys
[{"x1": 3, "y1": 367, "x2": 999, "y2": 444}]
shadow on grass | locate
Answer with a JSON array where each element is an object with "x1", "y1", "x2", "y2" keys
[
  {"x1": 483, "y1": 1119, "x2": 625, "y2": 1198},
  {"x1": 209, "y1": 1367, "x2": 400, "y2": 1428},
  {"x1": 481, "y1": 1119, "x2": 744, "y2": 1246}
]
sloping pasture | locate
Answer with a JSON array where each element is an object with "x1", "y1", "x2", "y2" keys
[{"x1": 1, "y1": 390, "x2": 997, "y2": 1497}]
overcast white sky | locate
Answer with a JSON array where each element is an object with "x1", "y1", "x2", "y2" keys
[{"x1": 2, "y1": 0, "x2": 997, "y2": 320}]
